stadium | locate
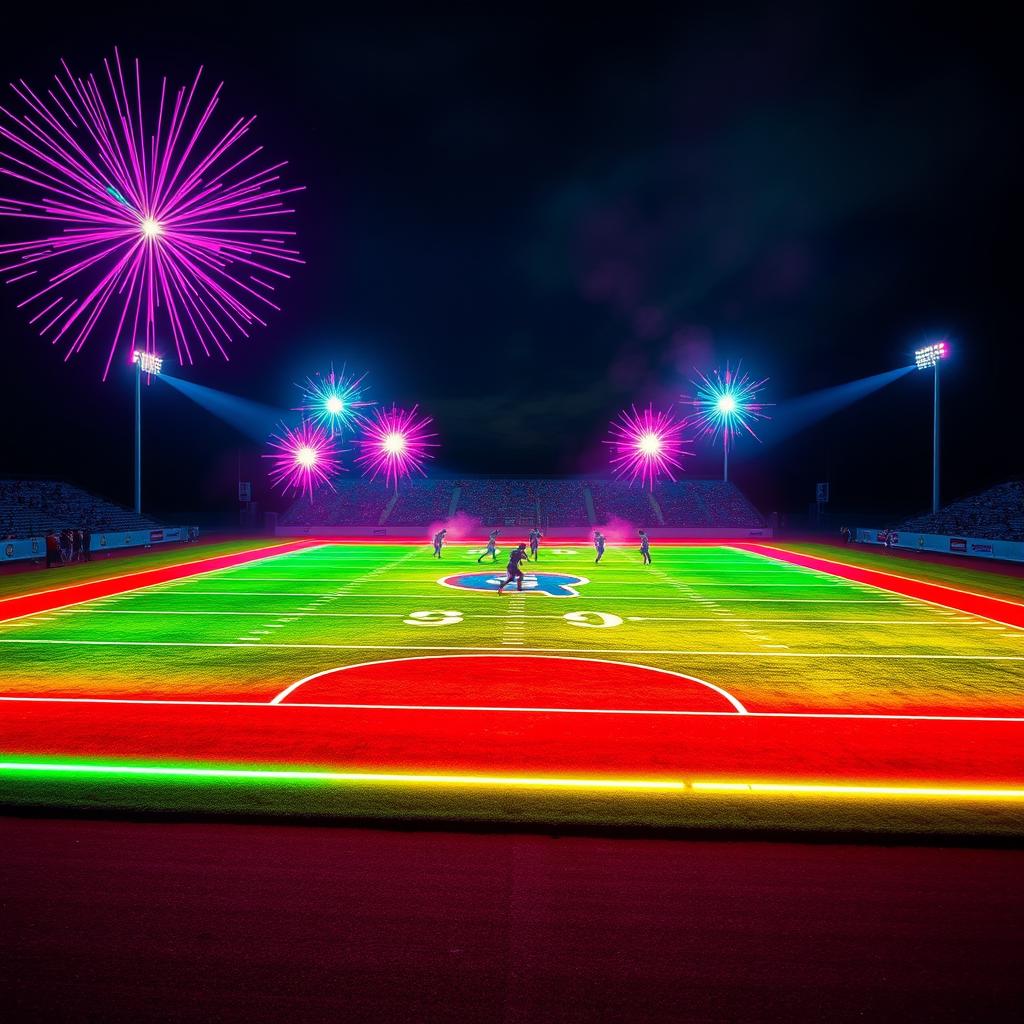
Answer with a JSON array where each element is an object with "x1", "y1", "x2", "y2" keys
[{"x1": 1, "y1": 10, "x2": 1022, "y2": 1024}]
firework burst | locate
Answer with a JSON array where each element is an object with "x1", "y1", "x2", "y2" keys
[
  {"x1": 295, "y1": 364, "x2": 373, "y2": 435},
  {"x1": 606, "y1": 404, "x2": 693, "y2": 488},
  {"x1": 264, "y1": 420, "x2": 343, "y2": 499},
  {"x1": 682, "y1": 363, "x2": 771, "y2": 448},
  {"x1": 355, "y1": 404, "x2": 438, "y2": 487},
  {"x1": 0, "y1": 49, "x2": 303, "y2": 378}
]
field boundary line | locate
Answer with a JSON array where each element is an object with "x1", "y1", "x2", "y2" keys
[
  {"x1": 1, "y1": 693, "x2": 1022, "y2": 722},
  {"x1": 0, "y1": 541, "x2": 325, "y2": 624},
  {"x1": 735, "y1": 544, "x2": 1024, "y2": 628}
]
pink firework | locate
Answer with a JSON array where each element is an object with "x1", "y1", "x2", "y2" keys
[
  {"x1": 264, "y1": 421, "x2": 343, "y2": 500},
  {"x1": 607, "y1": 404, "x2": 694, "y2": 489},
  {"x1": 0, "y1": 50, "x2": 303, "y2": 378},
  {"x1": 355, "y1": 404, "x2": 438, "y2": 487}
]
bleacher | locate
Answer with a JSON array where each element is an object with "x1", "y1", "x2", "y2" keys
[
  {"x1": 587, "y1": 480, "x2": 659, "y2": 526},
  {"x1": 280, "y1": 478, "x2": 765, "y2": 531},
  {"x1": 0, "y1": 480, "x2": 159, "y2": 540},
  {"x1": 899, "y1": 481, "x2": 1024, "y2": 542},
  {"x1": 386, "y1": 479, "x2": 453, "y2": 525}
]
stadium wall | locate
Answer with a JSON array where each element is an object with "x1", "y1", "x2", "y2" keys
[
  {"x1": 856, "y1": 528, "x2": 1024, "y2": 563},
  {"x1": 276, "y1": 525, "x2": 773, "y2": 540},
  {"x1": 1, "y1": 526, "x2": 199, "y2": 563}
]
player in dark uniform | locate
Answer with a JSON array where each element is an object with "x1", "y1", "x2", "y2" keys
[
  {"x1": 497, "y1": 543, "x2": 530, "y2": 594},
  {"x1": 593, "y1": 530, "x2": 606, "y2": 564},
  {"x1": 528, "y1": 527, "x2": 542, "y2": 561},
  {"x1": 639, "y1": 529, "x2": 651, "y2": 564},
  {"x1": 477, "y1": 529, "x2": 500, "y2": 563},
  {"x1": 432, "y1": 528, "x2": 447, "y2": 558}
]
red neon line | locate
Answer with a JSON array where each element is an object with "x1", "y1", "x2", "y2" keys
[
  {"x1": 2, "y1": 700, "x2": 1020, "y2": 787},
  {"x1": 0, "y1": 540, "x2": 322, "y2": 623},
  {"x1": 735, "y1": 544, "x2": 1024, "y2": 629}
]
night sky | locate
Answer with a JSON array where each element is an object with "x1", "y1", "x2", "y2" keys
[{"x1": 1, "y1": 7, "x2": 1019, "y2": 525}]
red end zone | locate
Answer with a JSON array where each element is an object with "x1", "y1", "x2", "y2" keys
[{"x1": 2, "y1": 656, "x2": 1021, "y2": 793}]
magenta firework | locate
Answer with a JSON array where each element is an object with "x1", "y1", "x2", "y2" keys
[
  {"x1": 0, "y1": 50, "x2": 303, "y2": 378},
  {"x1": 264, "y1": 421, "x2": 343, "y2": 499},
  {"x1": 607, "y1": 404, "x2": 693, "y2": 488},
  {"x1": 355, "y1": 404, "x2": 438, "y2": 487}
]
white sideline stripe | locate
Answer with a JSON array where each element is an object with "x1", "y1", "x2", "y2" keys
[
  {"x1": 269, "y1": 655, "x2": 749, "y2": 713},
  {"x1": 54, "y1": 609, "x2": 992, "y2": 627},
  {"x1": 1, "y1": 638, "x2": 1021, "y2": 660},
  {"x1": 2, "y1": 694, "x2": 1023, "y2": 723},
  {"x1": 106, "y1": 591, "x2": 903, "y2": 604}
]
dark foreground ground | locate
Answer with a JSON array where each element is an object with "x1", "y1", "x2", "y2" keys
[{"x1": 2, "y1": 818, "x2": 1022, "y2": 1023}]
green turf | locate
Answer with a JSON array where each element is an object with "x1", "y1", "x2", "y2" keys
[
  {"x1": 1, "y1": 542, "x2": 1021, "y2": 714},
  {"x1": 1, "y1": 541, "x2": 1022, "y2": 833}
]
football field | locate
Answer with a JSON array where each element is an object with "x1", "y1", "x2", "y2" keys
[{"x1": 1, "y1": 541, "x2": 1022, "y2": 835}]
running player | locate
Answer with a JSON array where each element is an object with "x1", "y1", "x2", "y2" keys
[
  {"x1": 432, "y1": 528, "x2": 447, "y2": 558},
  {"x1": 529, "y1": 527, "x2": 543, "y2": 561},
  {"x1": 593, "y1": 530, "x2": 606, "y2": 564},
  {"x1": 477, "y1": 529, "x2": 500, "y2": 563},
  {"x1": 639, "y1": 529, "x2": 651, "y2": 564},
  {"x1": 497, "y1": 543, "x2": 530, "y2": 594}
]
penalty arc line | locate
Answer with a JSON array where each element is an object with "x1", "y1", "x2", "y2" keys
[{"x1": 268, "y1": 654, "x2": 748, "y2": 713}]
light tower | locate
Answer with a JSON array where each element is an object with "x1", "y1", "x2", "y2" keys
[
  {"x1": 914, "y1": 341, "x2": 949, "y2": 514},
  {"x1": 132, "y1": 350, "x2": 163, "y2": 515}
]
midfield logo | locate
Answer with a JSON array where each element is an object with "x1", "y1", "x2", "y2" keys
[{"x1": 438, "y1": 571, "x2": 590, "y2": 597}]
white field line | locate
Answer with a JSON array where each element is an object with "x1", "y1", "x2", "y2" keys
[
  {"x1": 50, "y1": 609, "x2": 992, "y2": 628},
  {"x1": 91, "y1": 591, "x2": 903, "y2": 603},
  {"x1": 0, "y1": 638, "x2": 1020, "y2": 660},
  {"x1": 734, "y1": 545, "x2": 1024, "y2": 627},
  {"x1": 3, "y1": 693, "x2": 1023, "y2": 724}
]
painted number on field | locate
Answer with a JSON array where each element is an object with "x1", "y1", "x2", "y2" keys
[
  {"x1": 563, "y1": 611, "x2": 623, "y2": 628},
  {"x1": 467, "y1": 548, "x2": 502, "y2": 556},
  {"x1": 551, "y1": 548, "x2": 578, "y2": 555},
  {"x1": 404, "y1": 610, "x2": 464, "y2": 626}
]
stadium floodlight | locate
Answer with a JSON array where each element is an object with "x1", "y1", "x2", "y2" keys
[
  {"x1": 131, "y1": 350, "x2": 163, "y2": 515},
  {"x1": 914, "y1": 340, "x2": 950, "y2": 513},
  {"x1": 133, "y1": 350, "x2": 163, "y2": 376},
  {"x1": 914, "y1": 341, "x2": 948, "y2": 370}
]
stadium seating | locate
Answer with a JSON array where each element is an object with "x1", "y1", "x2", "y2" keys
[
  {"x1": 279, "y1": 479, "x2": 394, "y2": 526},
  {"x1": 900, "y1": 481, "x2": 1024, "y2": 542},
  {"x1": 586, "y1": 480, "x2": 660, "y2": 526},
  {"x1": 385, "y1": 479, "x2": 454, "y2": 525},
  {"x1": 280, "y1": 478, "x2": 765, "y2": 530},
  {"x1": 0, "y1": 480, "x2": 159, "y2": 539}
]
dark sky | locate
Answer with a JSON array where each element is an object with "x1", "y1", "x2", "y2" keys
[{"x1": 0, "y1": 6, "x2": 1020, "y2": 524}]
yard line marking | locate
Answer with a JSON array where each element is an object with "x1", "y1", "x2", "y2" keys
[
  {"x1": 2, "y1": 694, "x2": 1021, "y2": 723},
  {"x1": 623, "y1": 617, "x2": 988, "y2": 625},
  {"x1": 107, "y1": 591, "x2": 902, "y2": 603},
  {"x1": 2, "y1": 638, "x2": 1021, "y2": 660}
]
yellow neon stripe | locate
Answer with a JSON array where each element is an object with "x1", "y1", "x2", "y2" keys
[
  {"x1": 692, "y1": 782, "x2": 1024, "y2": 799},
  {"x1": 1, "y1": 762, "x2": 1023, "y2": 799}
]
